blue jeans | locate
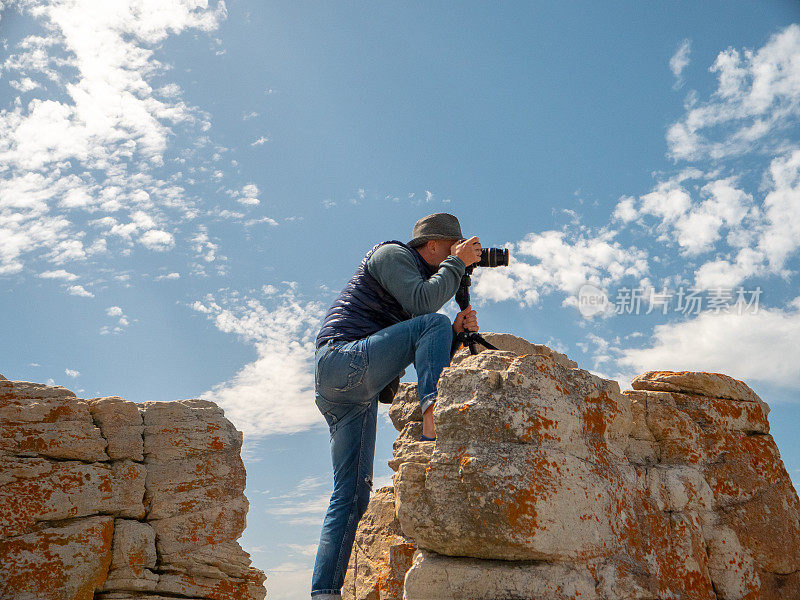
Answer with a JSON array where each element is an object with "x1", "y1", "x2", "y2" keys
[{"x1": 310, "y1": 312, "x2": 453, "y2": 598}]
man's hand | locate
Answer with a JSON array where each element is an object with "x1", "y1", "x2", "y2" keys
[
  {"x1": 451, "y1": 236, "x2": 481, "y2": 267},
  {"x1": 453, "y1": 305, "x2": 478, "y2": 334}
]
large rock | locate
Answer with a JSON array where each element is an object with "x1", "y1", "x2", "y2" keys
[
  {"x1": 342, "y1": 486, "x2": 417, "y2": 600},
  {"x1": 342, "y1": 333, "x2": 800, "y2": 600},
  {"x1": 0, "y1": 376, "x2": 266, "y2": 600}
]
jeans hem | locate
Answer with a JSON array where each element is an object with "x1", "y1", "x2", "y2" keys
[
  {"x1": 310, "y1": 590, "x2": 341, "y2": 597},
  {"x1": 420, "y1": 391, "x2": 436, "y2": 415}
]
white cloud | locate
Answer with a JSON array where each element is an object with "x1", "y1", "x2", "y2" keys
[
  {"x1": 38, "y1": 269, "x2": 78, "y2": 280},
  {"x1": 472, "y1": 230, "x2": 648, "y2": 309},
  {"x1": 250, "y1": 136, "x2": 269, "y2": 146},
  {"x1": 190, "y1": 226, "x2": 220, "y2": 264},
  {"x1": 225, "y1": 183, "x2": 260, "y2": 206},
  {"x1": 64, "y1": 368, "x2": 79, "y2": 378},
  {"x1": 194, "y1": 283, "x2": 327, "y2": 437},
  {"x1": 670, "y1": 39, "x2": 691, "y2": 87},
  {"x1": 693, "y1": 247, "x2": 767, "y2": 290},
  {"x1": 759, "y1": 148, "x2": 800, "y2": 271},
  {"x1": 608, "y1": 145, "x2": 799, "y2": 291},
  {"x1": 0, "y1": 0, "x2": 227, "y2": 278},
  {"x1": 139, "y1": 229, "x2": 175, "y2": 251},
  {"x1": 67, "y1": 284, "x2": 93, "y2": 297},
  {"x1": 99, "y1": 325, "x2": 124, "y2": 335},
  {"x1": 266, "y1": 495, "x2": 330, "y2": 517},
  {"x1": 155, "y1": 271, "x2": 180, "y2": 280},
  {"x1": 101, "y1": 305, "x2": 130, "y2": 333},
  {"x1": 9, "y1": 77, "x2": 40, "y2": 92},
  {"x1": 631, "y1": 173, "x2": 756, "y2": 257},
  {"x1": 244, "y1": 216, "x2": 278, "y2": 227},
  {"x1": 615, "y1": 297, "x2": 800, "y2": 388},
  {"x1": 666, "y1": 24, "x2": 800, "y2": 161}
]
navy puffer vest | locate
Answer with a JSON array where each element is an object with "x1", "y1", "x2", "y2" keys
[{"x1": 315, "y1": 240, "x2": 436, "y2": 348}]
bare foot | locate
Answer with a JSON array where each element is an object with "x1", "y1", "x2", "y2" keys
[{"x1": 422, "y1": 403, "x2": 436, "y2": 438}]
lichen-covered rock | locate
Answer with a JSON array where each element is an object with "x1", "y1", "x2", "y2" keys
[
  {"x1": 403, "y1": 548, "x2": 600, "y2": 600},
  {"x1": 396, "y1": 350, "x2": 637, "y2": 563},
  {"x1": 342, "y1": 486, "x2": 416, "y2": 600},
  {"x1": 0, "y1": 515, "x2": 114, "y2": 600},
  {"x1": 343, "y1": 333, "x2": 800, "y2": 600},
  {"x1": 0, "y1": 376, "x2": 266, "y2": 600},
  {"x1": 87, "y1": 396, "x2": 145, "y2": 461}
]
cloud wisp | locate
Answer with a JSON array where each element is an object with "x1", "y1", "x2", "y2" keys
[
  {"x1": 192, "y1": 282, "x2": 327, "y2": 437},
  {"x1": 670, "y1": 38, "x2": 691, "y2": 89}
]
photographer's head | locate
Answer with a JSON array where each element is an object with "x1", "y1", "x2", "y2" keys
[
  {"x1": 415, "y1": 237, "x2": 463, "y2": 267},
  {"x1": 409, "y1": 213, "x2": 467, "y2": 267}
]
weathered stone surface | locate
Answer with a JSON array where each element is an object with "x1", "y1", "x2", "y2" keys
[
  {"x1": 343, "y1": 486, "x2": 416, "y2": 600},
  {"x1": 0, "y1": 375, "x2": 266, "y2": 600},
  {"x1": 343, "y1": 333, "x2": 800, "y2": 600},
  {"x1": 396, "y1": 350, "x2": 634, "y2": 562},
  {"x1": 403, "y1": 548, "x2": 600, "y2": 600},
  {"x1": 98, "y1": 518, "x2": 159, "y2": 592},
  {"x1": 144, "y1": 450, "x2": 246, "y2": 520},
  {"x1": 0, "y1": 515, "x2": 114, "y2": 600},
  {"x1": 87, "y1": 396, "x2": 144, "y2": 461},
  {"x1": 0, "y1": 381, "x2": 108, "y2": 461},
  {"x1": 631, "y1": 370, "x2": 765, "y2": 404},
  {"x1": 0, "y1": 458, "x2": 146, "y2": 537},
  {"x1": 141, "y1": 398, "x2": 242, "y2": 462},
  {"x1": 449, "y1": 331, "x2": 579, "y2": 370}
]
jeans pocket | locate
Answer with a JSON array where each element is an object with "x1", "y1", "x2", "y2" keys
[{"x1": 317, "y1": 347, "x2": 369, "y2": 393}]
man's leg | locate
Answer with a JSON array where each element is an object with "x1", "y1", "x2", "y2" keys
[
  {"x1": 311, "y1": 391, "x2": 377, "y2": 597},
  {"x1": 317, "y1": 312, "x2": 453, "y2": 419},
  {"x1": 310, "y1": 314, "x2": 452, "y2": 597},
  {"x1": 360, "y1": 312, "x2": 453, "y2": 435}
]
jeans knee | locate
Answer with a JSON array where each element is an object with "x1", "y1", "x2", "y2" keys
[{"x1": 423, "y1": 312, "x2": 451, "y2": 330}]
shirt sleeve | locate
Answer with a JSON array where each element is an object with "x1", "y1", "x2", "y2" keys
[{"x1": 366, "y1": 244, "x2": 466, "y2": 317}]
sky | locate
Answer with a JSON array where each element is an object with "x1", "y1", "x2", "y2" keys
[{"x1": 1, "y1": 1, "x2": 800, "y2": 597}]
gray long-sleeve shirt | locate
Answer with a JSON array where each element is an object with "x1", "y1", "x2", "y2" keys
[{"x1": 365, "y1": 243, "x2": 466, "y2": 317}]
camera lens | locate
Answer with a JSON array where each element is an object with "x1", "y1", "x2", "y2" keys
[{"x1": 478, "y1": 247, "x2": 509, "y2": 268}]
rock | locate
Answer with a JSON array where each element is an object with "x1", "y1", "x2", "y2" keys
[
  {"x1": 403, "y1": 549, "x2": 600, "y2": 600},
  {"x1": 631, "y1": 370, "x2": 765, "y2": 404},
  {"x1": 0, "y1": 515, "x2": 114, "y2": 600},
  {"x1": 396, "y1": 350, "x2": 634, "y2": 562},
  {"x1": 343, "y1": 333, "x2": 800, "y2": 599},
  {"x1": 87, "y1": 396, "x2": 144, "y2": 461},
  {"x1": 0, "y1": 382, "x2": 108, "y2": 460},
  {"x1": 0, "y1": 377, "x2": 266, "y2": 600},
  {"x1": 98, "y1": 518, "x2": 159, "y2": 592},
  {"x1": 342, "y1": 486, "x2": 416, "y2": 600},
  {"x1": 450, "y1": 331, "x2": 579, "y2": 370}
]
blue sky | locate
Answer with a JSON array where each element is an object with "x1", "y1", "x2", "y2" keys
[{"x1": 2, "y1": 1, "x2": 800, "y2": 598}]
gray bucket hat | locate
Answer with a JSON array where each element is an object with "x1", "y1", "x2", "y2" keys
[{"x1": 408, "y1": 213, "x2": 464, "y2": 248}]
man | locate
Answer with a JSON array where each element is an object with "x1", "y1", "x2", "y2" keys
[{"x1": 310, "y1": 212, "x2": 480, "y2": 599}]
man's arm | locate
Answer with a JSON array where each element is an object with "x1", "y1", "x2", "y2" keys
[{"x1": 367, "y1": 244, "x2": 466, "y2": 316}]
